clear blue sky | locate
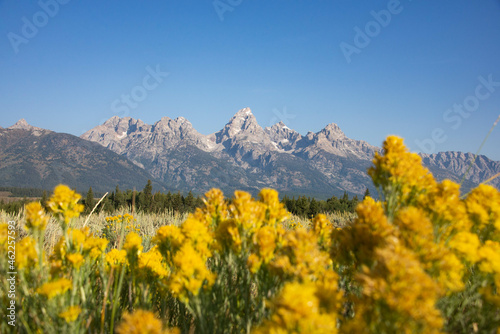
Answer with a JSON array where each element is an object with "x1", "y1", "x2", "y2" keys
[{"x1": 1, "y1": 0, "x2": 500, "y2": 160}]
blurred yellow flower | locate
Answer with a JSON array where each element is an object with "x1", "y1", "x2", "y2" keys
[
  {"x1": 169, "y1": 243, "x2": 216, "y2": 302},
  {"x1": 116, "y1": 309, "x2": 179, "y2": 334},
  {"x1": 36, "y1": 278, "x2": 72, "y2": 299},
  {"x1": 138, "y1": 246, "x2": 169, "y2": 279},
  {"x1": 47, "y1": 185, "x2": 84, "y2": 224},
  {"x1": 66, "y1": 252, "x2": 84, "y2": 269},
  {"x1": 123, "y1": 232, "x2": 143, "y2": 255},
  {"x1": 16, "y1": 236, "x2": 39, "y2": 270},
  {"x1": 106, "y1": 249, "x2": 127, "y2": 269},
  {"x1": 247, "y1": 253, "x2": 262, "y2": 274},
  {"x1": 25, "y1": 202, "x2": 49, "y2": 231},
  {"x1": 254, "y1": 280, "x2": 338, "y2": 334},
  {"x1": 478, "y1": 241, "x2": 500, "y2": 274},
  {"x1": 58, "y1": 305, "x2": 81, "y2": 323}
]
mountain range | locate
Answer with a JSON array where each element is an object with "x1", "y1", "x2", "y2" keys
[
  {"x1": 80, "y1": 108, "x2": 499, "y2": 198},
  {"x1": 1, "y1": 108, "x2": 498, "y2": 198},
  {"x1": 0, "y1": 119, "x2": 165, "y2": 194}
]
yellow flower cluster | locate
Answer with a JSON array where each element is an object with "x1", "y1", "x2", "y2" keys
[
  {"x1": 123, "y1": 231, "x2": 143, "y2": 255},
  {"x1": 368, "y1": 136, "x2": 435, "y2": 215},
  {"x1": 339, "y1": 135, "x2": 500, "y2": 333},
  {"x1": 269, "y1": 227, "x2": 331, "y2": 282},
  {"x1": 8, "y1": 154, "x2": 500, "y2": 334},
  {"x1": 106, "y1": 248, "x2": 127, "y2": 269},
  {"x1": 46, "y1": 185, "x2": 84, "y2": 225},
  {"x1": 254, "y1": 279, "x2": 339, "y2": 334},
  {"x1": 116, "y1": 310, "x2": 179, "y2": 334},
  {"x1": 169, "y1": 243, "x2": 216, "y2": 303},
  {"x1": 50, "y1": 227, "x2": 108, "y2": 274},
  {"x1": 58, "y1": 305, "x2": 82, "y2": 323},
  {"x1": 15, "y1": 236, "x2": 39, "y2": 270},
  {"x1": 154, "y1": 216, "x2": 215, "y2": 302},
  {"x1": 138, "y1": 245, "x2": 170, "y2": 279},
  {"x1": 25, "y1": 201, "x2": 49, "y2": 232},
  {"x1": 36, "y1": 278, "x2": 72, "y2": 299},
  {"x1": 104, "y1": 214, "x2": 139, "y2": 235}
]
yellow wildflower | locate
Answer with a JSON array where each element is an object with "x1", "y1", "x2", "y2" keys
[
  {"x1": 116, "y1": 309, "x2": 179, "y2": 334},
  {"x1": 216, "y1": 218, "x2": 242, "y2": 253},
  {"x1": 123, "y1": 232, "x2": 143, "y2": 255},
  {"x1": 36, "y1": 278, "x2": 72, "y2": 299},
  {"x1": 0, "y1": 223, "x2": 8, "y2": 248},
  {"x1": 202, "y1": 188, "x2": 228, "y2": 226},
  {"x1": 230, "y1": 190, "x2": 266, "y2": 233},
  {"x1": 138, "y1": 246, "x2": 169, "y2": 278},
  {"x1": 419, "y1": 180, "x2": 470, "y2": 238},
  {"x1": 353, "y1": 239, "x2": 444, "y2": 333},
  {"x1": 478, "y1": 241, "x2": 500, "y2": 274},
  {"x1": 368, "y1": 136, "x2": 435, "y2": 211},
  {"x1": 181, "y1": 216, "x2": 213, "y2": 259},
  {"x1": 47, "y1": 185, "x2": 84, "y2": 224},
  {"x1": 16, "y1": 237, "x2": 39, "y2": 270},
  {"x1": 169, "y1": 243, "x2": 216, "y2": 302},
  {"x1": 84, "y1": 236, "x2": 109, "y2": 259},
  {"x1": 153, "y1": 224, "x2": 185, "y2": 260},
  {"x1": 259, "y1": 188, "x2": 289, "y2": 225},
  {"x1": 66, "y1": 252, "x2": 85, "y2": 269},
  {"x1": 449, "y1": 231, "x2": 481, "y2": 264},
  {"x1": 106, "y1": 249, "x2": 127, "y2": 269},
  {"x1": 270, "y1": 228, "x2": 330, "y2": 281},
  {"x1": 25, "y1": 202, "x2": 49, "y2": 231},
  {"x1": 312, "y1": 214, "x2": 333, "y2": 249},
  {"x1": 465, "y1": 184, "x2": 500, "y2": 234},
  {"x1": 254, "y1": 225, "x2": 276, "y2": 263},
  {"x1": 247, "y1": 253, "x2": 262, "y2": 274},
  {"x1": 58, "y1": 305, "x2": 81, "y2": 323},
  {"x1": 254, "y1": 280, "x2": 338, "y2": 334},
  {"x1": 67, "y1": 228, "x2": 87, "y2": 250},
  {"x1": 332, "y1": 197, "x2": 395, "y2": 268}
]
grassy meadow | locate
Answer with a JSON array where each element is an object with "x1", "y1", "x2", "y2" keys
[{"x1": 1, "y1": 136, "x2": 500, "y2": 333}]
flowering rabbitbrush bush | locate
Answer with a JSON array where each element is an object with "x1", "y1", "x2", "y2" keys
[{"x1": 1, "y1": 135, "x2": 499, "y2": 333}]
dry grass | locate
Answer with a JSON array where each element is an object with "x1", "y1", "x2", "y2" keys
[
  {"x1": 1, "y1": 208, "x2": 188, "y2": 254},
  {"x1": 1, "y1": 207, "x2": 356, "y2": 254}
]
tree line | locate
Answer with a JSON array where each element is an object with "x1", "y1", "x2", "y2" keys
[
  {"x1": 282, "y1": 189, "x2": 369, "y2": 218},
  {"x1": 0, "y1": 181, "x2": 370, "y2": 217}
]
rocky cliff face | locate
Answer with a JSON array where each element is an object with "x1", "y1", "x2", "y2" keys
[
  {"x1": 420, "y1": 152, "x2": 500, "y2": 189},
  {"x1": 81, "y1": 108, "x2": 500, "y2": 197}
]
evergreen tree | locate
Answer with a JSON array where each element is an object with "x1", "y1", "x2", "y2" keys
[
  {"x1": 363, "y1": 188, "x2": 371, "y2": 200},
  {"x1": 85, "y1": 187, "x2": 95, "y2": 214},
  {"x1": 296, "y1": 196, "x2": 309, "y2": 217},
  {"x1": 184, "y1": 191, "x2": 195, "y2": 212},
  {"x1": 40, "y1": 190, "x2": 48, "y2": 211},
  {"x1": 114, "y1": 185, "x2": 125, "y2": 210},
  {"x1": 309, "y1": 198, "x2": 319, "y2": 218},
  {"x1": 172, "y1": 192, "x2": 183, "y2": 212}
]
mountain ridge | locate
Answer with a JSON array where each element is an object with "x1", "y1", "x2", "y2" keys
[
  {"x1": 0, "y1": 125, "x2": 167, "y2": 194},
  {"x1": 80, "y1": 108, "x2": 500, "y2": 197}
]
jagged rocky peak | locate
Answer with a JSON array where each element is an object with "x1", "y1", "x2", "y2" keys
[
  {"x1": 102, "y1": 116, "x2": 148, "y2": 133},
  {"x1": 318, "y1": 123, "x2": 346, "y2": 141},
  {"x1": 8, "y1": 119, "x2": 47, "y2": 133},
  {"x1": 216, "y1": 107, "x2": 265, "y2": 141},
  {"x1": 9, "y1": 118, "x2": 30, "y2": 129},
  {"x1": 152, "y1": 115, "x2": 201, "y2": 141},
  {"x1": 265, "y1": 121, "x2": 301, "y2": 143},
  {"x1": 153, "y1": 116, "x2": 193, "y2": 130}
]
